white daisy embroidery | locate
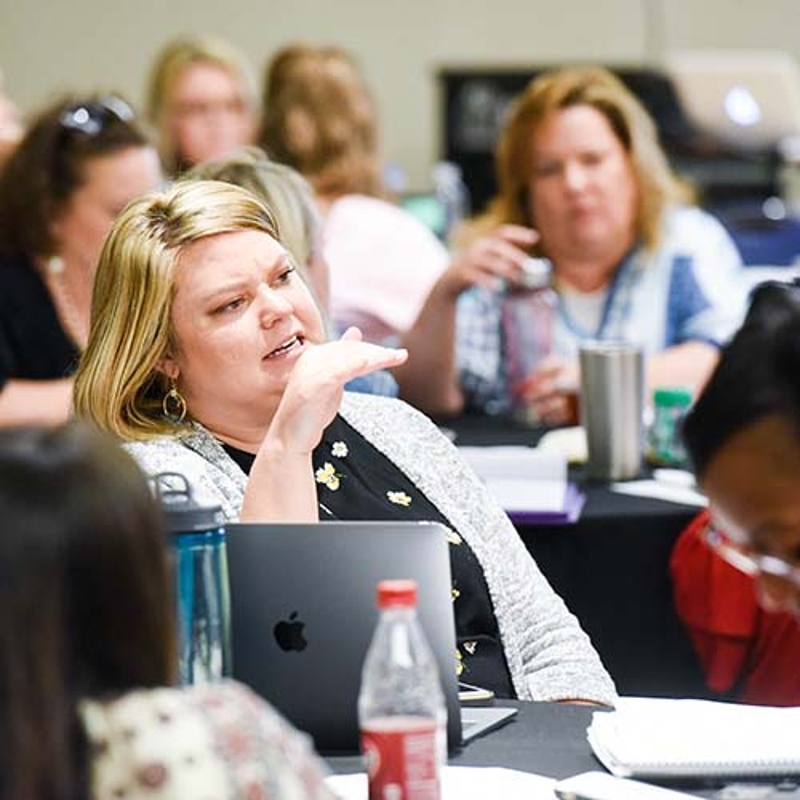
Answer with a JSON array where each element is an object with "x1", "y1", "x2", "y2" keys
[
  {"x1": 331, "y1": 441, "x2": 348, "y2": 458},
  {"x1": 386, "y1": 490, "x2": 412, "y2": 507}
]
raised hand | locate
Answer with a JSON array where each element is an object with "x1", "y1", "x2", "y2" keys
[
  {"x1": 265, "y1": 327, "x2": 408, "y2": 456},
  {"x1": 439, "y1": 224, "x2": 539, "y2": 297}
]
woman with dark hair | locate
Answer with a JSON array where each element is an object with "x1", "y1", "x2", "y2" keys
[
  {"x1": 0, "y1": 422, "x2": 334, "y2": 799},
  {"x1": 672, "y1": 281, "x2": 800, "y2": 704},
  {"x1": 0, "y1": 69, "x2": 22, "y2": 167},
  {"x1": 0, "y1": 94, "x2": 162, "y2": 426}
]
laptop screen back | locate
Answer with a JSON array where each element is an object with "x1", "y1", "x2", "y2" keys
[{"x1": 225, "y1": 520, "x2": 462, "y2": 754}]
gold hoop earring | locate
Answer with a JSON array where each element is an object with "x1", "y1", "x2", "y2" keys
[{"x1": 162, "y1": 381, "x2": 187, "y2": 423}]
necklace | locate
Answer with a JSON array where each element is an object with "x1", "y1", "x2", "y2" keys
[{"x1": 44, "y1": 256, "x2": 89, "y2": 350}]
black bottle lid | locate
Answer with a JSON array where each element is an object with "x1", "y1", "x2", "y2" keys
[{"x1": 152, "y1": 472, "x2": 225, "y2": 535}]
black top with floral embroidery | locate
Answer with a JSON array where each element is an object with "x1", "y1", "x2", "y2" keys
[{"x1": 223, "y1": 414, "x2": 515, "y2": 698}]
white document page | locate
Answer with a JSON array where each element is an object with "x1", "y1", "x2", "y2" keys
[
  {"x1": 458, "y1": 446, "x2": 568, "y2": 513},
  {"x1": 610, "y1": 481, "x2": 707, "y2": 508},
  {"x1": 326, "y1": 766, "x2": 556, "y2": 799}
]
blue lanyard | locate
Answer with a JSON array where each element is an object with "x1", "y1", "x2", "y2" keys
[{"x1": 557, "y1": 249, "x2": 638, "y2": 341}]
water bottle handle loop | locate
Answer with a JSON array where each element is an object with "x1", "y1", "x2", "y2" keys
[{"x1": 151, "y1": 471, "x2": 194, "y2": 506}]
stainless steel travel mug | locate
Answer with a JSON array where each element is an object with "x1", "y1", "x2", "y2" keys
[{"x1": 579, "y1": 341, "x2": 644, "y2": 481}]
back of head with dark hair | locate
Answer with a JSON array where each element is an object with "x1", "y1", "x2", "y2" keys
[
  {"x1": 0, "y1": 422, "x2": 174, "y2": 800},
  {"x1": 0, "y1": 94, "x2": 153, "y2": 259},
  {"x1": 683, "y1": 280, "x2": 800, "y2": 478}
]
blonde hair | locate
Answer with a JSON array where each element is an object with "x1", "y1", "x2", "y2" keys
[
  {"x1": 73, "y1": 180, "x2": 278, "y2": 441},
  {"x1": 146, "y1": 35, "x2": 258, "y2": 175},
  {"x1": 259, "y1": 44, "x2": 381, "y2": 198},
  {"x1": 185, "y1": 145, "x2": 330, "y2": 319},
  {"x1": 459, "y1": 66, "x2": 692, "y2": 252},
  {"x1": 186, "y1": 145, "x2": 320, "y2": 267}
]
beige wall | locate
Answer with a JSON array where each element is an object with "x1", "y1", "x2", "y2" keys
[{"x1": 2, "y1": 0, "x2": 799, "y2": 188}]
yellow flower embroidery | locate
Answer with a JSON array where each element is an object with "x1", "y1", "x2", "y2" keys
[
  {"x1": 331, "y1": 441, "x2": 348, "y2": 458},
  {"x1": 451, "y1": 587, "x2": 461, "y2": 602},
  {"x1": 315, "y1": 462, "x2": 341, "y2": 491},
  {"x1": 455, "y1": 649, "x2": 464, "y2": 676},
  {"x1": 386, "y1": 491, "x2": 412, "y2": 507},
  {"x1": 444, "y1": 527, "x2": 462, "y2": 546}
]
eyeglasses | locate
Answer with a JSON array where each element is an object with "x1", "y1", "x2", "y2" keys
[
  {"x1": 58, "y1": 96, "x2": 135, "y2": 137},
  {"x1": 703, "y1": 522, "x2": 800, "y2": 589}
]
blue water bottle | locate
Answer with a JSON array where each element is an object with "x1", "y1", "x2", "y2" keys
[{"x1": 153, "y1": 472, "x2": 231, "y2": 685}]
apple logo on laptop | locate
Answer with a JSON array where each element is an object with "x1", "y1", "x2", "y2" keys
[{"x1": 273, "y1": 611, "x2": 308, "y2": 652}]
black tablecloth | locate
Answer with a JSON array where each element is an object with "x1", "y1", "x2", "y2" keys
[
  {"x1": 328, "y1": 700, "x2": 601, "y2": 777},
  {"x1": 444, "y1": 414, "x2": 709, "y2": 698}
]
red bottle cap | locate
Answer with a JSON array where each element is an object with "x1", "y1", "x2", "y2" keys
[{"x1": 376, "y1": 579, "x2": 418, "y2": 609}]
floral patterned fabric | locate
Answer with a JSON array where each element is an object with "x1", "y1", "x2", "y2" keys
[{"x1": 80, "y1": 680, "x2": 337, "y2": 800}]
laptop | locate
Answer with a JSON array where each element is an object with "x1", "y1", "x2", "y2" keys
[
  {"x1": 665, "y1": 50, "x2": 800, "y2": 151},
  {"x1": 225, "y1": 520, "x2": 516, "y2": 754}
]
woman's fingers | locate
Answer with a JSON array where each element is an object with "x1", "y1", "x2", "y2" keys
[
  {"x1": 339, "y1": 325, "x2": 363, "y2": 342},
  {"x1": 450, "y1": 224, "x2": 540, "y2": 292},
  {"x1": 516, "y1": 358, "x2": 581, "y2": 427},
  {"x1": 292, "y1": 338, "x2": 407, "y2": 391},
  {"x1": 495, "y1": 224, "x2": 540, "y2": 248}
]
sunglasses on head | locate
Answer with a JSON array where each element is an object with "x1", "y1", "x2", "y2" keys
[{"x1": 58, "y1": 96, "x2": 135, "y2": 137}]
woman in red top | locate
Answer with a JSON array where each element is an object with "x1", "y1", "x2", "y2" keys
[{"x1": 677, "y1": 280, "x2": 800, "y2": 705}]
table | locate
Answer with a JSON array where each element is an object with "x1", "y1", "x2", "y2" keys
[
  {"x1": 328, "y1": 701, "x2": 796, "y2": 800},
  {"x1": 445, "y1": 414, "x2": 709, "y2": 699},
  {"x1": 328, "y1": 701, "x2": 600, "y2": 777}
]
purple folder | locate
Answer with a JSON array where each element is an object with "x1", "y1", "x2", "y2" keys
[{"x1": 506, "y1": 482, "x2": 586, "y2": 525}]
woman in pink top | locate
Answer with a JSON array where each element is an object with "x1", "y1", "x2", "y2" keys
[{"x1": 259, "y1": 44, "x2": 449, "y2": 342}]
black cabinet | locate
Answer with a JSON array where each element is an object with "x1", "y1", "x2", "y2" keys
[{"x1": 438, "y1": 65, "x2": 778, "y2": 215}]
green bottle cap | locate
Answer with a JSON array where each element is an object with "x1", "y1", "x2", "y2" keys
[{"x1": 653, "y1": 387, "x2": 693, "y2": 408}]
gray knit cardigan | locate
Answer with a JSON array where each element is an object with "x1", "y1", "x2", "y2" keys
[{"x1": 125, "y1": 392, "x2": 617, "y2": 706}]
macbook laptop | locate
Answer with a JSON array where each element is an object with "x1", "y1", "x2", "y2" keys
[
  {"x1": 225, "y1": 520, "x2": 516, "y2": 754},
  {"x1": 666, "y1": 50, "x2": 800, "y2": 151}
]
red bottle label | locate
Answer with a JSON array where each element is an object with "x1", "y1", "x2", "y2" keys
[{"x1": 361, "y1": 716, "x2": 440, "y2": 800}]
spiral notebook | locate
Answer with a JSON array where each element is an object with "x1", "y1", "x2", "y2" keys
[{"x1": 588, "y1": 697, "x2": 800, "y2": 781}]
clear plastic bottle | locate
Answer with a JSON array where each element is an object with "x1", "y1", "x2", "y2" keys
[
  {"x1": 358, "y1": 580, "x2": 446, "y2": 800},
  {"x1": 501, "y1": 257, "x2": 558, "y2": 424},
  {"x1": 432, "y1": 160, "x2": 470, "y2": 243}
]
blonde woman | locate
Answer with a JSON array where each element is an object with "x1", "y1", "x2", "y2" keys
[
  {"x1": 186, "y1": 145, "x2": 397, "y2": 396},
  {"x1": 186, "y1": 146, "x2": 330, "y2": 312},
  {"x1": 447, "y1": 66, "x2": 747, "y2": 424},
  {"x1": 147, "y1": 35, "x2": 258, "y2": 176},
  {"x1": 74, "y1": 179, "x2": 616, "y2": 705}
]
